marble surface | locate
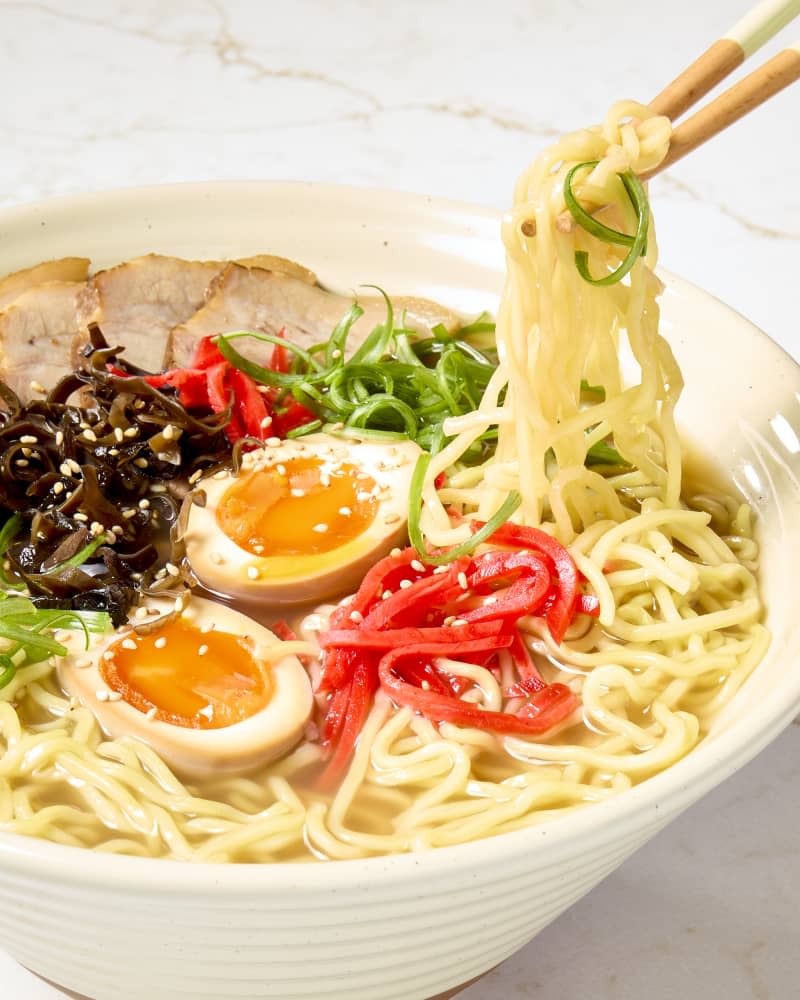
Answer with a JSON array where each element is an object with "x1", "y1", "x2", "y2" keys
[{"x1": 0, "y1": 1, "x2": 798, "y2": 997}]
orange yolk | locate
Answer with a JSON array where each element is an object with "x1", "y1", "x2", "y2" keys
[
  {"x1": 216, "y1": 456, "x2": 377, "y2": 557},
  {"x1": 100, "y1": 618, "x2": 272, "y2": 730}
]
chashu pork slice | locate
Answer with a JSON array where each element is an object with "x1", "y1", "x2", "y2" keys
[
  {"x1": 0, "y1": 257, "x2": 90, "y2": 311},
  {"x1": 76, "y1": 254, "x2": 225, "y2": 373},
  {"x1": 0, "y1": 281, "x2": 84, "y2": 403},
  {"x1": 167, "y1": 263, "x2": 462, "y2": 369}
]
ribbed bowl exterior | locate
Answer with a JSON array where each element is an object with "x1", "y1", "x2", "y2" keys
[
  {"x1": 1, "y1": 182, "x2": 800, "y2": 1000},
  {"x1": 0, "y1": 814, "x2": 670, "y2": 1000}
]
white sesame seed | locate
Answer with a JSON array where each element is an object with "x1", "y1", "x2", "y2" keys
[
  {"x1": 29, "y1": 380, "x2": 46, "y2": 394},
  {"x1": 198, "y1": 644, "x2": 209, "y2": 656},
  {"x1": 53, "y1": 481, "x2": 64, "y2": 495},
  {"x1": 451, "y1": 618, "x2": 468, "y2": 628},
  {"x1": 162, "y1": 424, "x2": 175, "y2": 441},
  {"x1": 145, "y1": 707, "x2": 158, "y2": 721},
  {"x1": 114, "y1": 427, "x2": 124, "y2": 443},
  {"x1": 433, "y1": 565, "x2": 449, "y2": 575},
  {"x1": 382, "y1": 590, "x2": 393, "y2": 600},
  {"x1": 111, "y1": 525, "x2": 124, "y2": 536},
  {"x1": 75, "y1": 656, "x2": 92, "y2": 669},
  {"x1": 122, "y1": 508, "x2": 137, "y2": 519},
  {"x1": 411, "y1": 560, "x2": 425, "y2": 572},
  {"x1": 331, "y1": 349, "x2": 342, "y2": 359},
  {"x1": 165, "y1": 562, "x2": 180, "y2": 577},
  {"x1": 483, "y1": 595, "x2": 499, "y2": 605},
  {"x1": 201, "y1": 622, "x2": 215, "y2": 634},
  {"x1": 266, "y1": 437, "x2": 281, "y2": 447},
  {"x1": 123, "y1": 427, "x2": 138, "y2": 439},
  {"x1": 276, "y1": 464, "x2": 287, "y2": 476},
  {"x1": 338, "y1": 506, "x2": 352, "y2": 517},
  {"x1": 103, "y1": 650, "x2": 114, "y2": 662},
  {"x1": 59, "y1": 462, "x2": 72, "y2": 477},
  {"x1": 256, "y1": 385, "x2": 270, "y2": 394},
  {"x1": 188, "y1": 469, "x2": 203, "y2": 484},
  {"x1": 154, "y1": 636, "x2": 167, "y2": 649},
  {"x1": 330, "y1": 421, "x2": 345, "y2": 432},
  {"x1": 107, "y1": 691, "x2": 123, "y2": 702},
  {"x1": 349, "y1": 610, "x2": 364, "y2": 624},
  {"x1": 55, "y1": 431, "x2": 64, "y2": 447},
  {"x1": 15, "y1": 459, "x2": 29, "y2": 467},
  {"x1": 134, "y1": 607, "x2": 149, "y2": 620},
  {"x1": 73, "y1": 512, "x2": 88, "y2": 523},
  {"x1": 290, "y1": 488, "x2": 305, "y2": 498},
  {"x1": 390, "y1": 548, "x2": 402, "y2": 558},
  {"x1": 356, "y1": 491, "x2": 372, "y2": 502},
  {"x1": 443, "y1": 616, "x2": 456, "y2": 627},
  {"x1": 155, "y1": 569, "x2": 167, "y2": 580},
  {"x1": 150, "y1": 484, "x2": 167, "y2": 493},
  {"x1": 312, "y1": 523, "x2": 328, "y2": 533},
  {"x1": 20, "y1": 434, "x2": 37, "y2": 445},
  {"x1": 247, "y1": 566, "x2": 260, "y2": 580},
  {"x1": 95, "y1": 689, "x2": 109, "y2": 702},
  {"x1": 399, "y1": 579, "x2": 413, "y2": 590},
  {"x1": 82, "y1": 428, "x2": 97, "y2": 442},
  {"x1": 91, "y1": 521, "x2": 105, "y2": 536},
  {"x1": 384, "y1": 513, "x2": 401, "y2": 525},
  {"x1": 260, "y1": 416, "x2": 273, "y2": 429},
  {"x1": 79, "y1": 422, "x2": 90, "y2": 431},
  {"x1": 121, "y1": 638, "x2": 137, "y2": 650},
  {"x1": 458, "y1": 572, "x2": 469, "y2": 590},
  {"x1": 213, "y1": 470, "x2": 228, "y2": 480},
  {"x1": 138, "y1": 498, "x2": 150, "y2": 510},
  {"x1": 209, "y1": 552, "x2": 223, "y2": 565},
  {"x1": 133, "y1": 457, "x2": 148, "y2": 468},
  {"x1": 320, "y1": 474, "x2": 331, "y2": 487},
  {"x1": 253, "y1": 544, "x2": 264, "y2": 554},
  {"x1": 108, "y1": 448, "x2": 119, "y2": 457},
  {"x1": 173, "y1": 596, "x2": 185, "y2": 613},
  {"x1": 421, "y1": 680, "x2": 431, "y2": 691}
]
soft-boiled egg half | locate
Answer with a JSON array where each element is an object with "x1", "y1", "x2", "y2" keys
[
  {"x1": 183, "y1": 434, "x2": 421, "y2": 606},
  {"x1": 56, "y1": 596, "x2": 314, "y2": 778}
]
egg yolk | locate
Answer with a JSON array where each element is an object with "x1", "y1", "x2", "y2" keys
[
  {"x1": 216, "y1": 456, "x2": 378, "y2": 557},
  {"x1": 100, "y1": 618, "x2": 272, "y2": 730}
]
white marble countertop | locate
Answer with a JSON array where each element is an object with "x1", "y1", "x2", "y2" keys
[{"x1": 0, "y1": 1, "x2": 798, "y2": 998}]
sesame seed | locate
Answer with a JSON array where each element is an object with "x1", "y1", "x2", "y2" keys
[
  {"x1": 421, "y1": 680, "x2": 431, "y2": 691},
  {"x1": 55, "y1": 431, "x2": 64, "y2": 447},
  {"x1": 411, "y1": 560, "x2": 425, "y2": 572},
  {"x1": 330, "y1": 421, "x2": 345, "y2": 431},
  {"x1": 399, "y1": 579, "x2": 413, "y2": 590},
  {"x1": 95, "y1": 689, "x2": 109, "y2": 702},
  {"x1": 390, "y1": 548, "x2": 402, "y2": 558},
  {"x1": 138, "y1": 498, "x2": 150, "y2": 510},
  {"x1": 213, "y1": 470, "x2": 228, "y2": 480},
  {"x1": 247, "y1": 566, "x2": 260, "y2": 580},
  {"x1": 266, "y1": 437, "x2": 281, "y2": 447},
  {"x1": 104, "y1": 531, "x2": 116, "y2": 544},
  {"x1": 162, "y1": 424, "x2": 175, "y2": 441},
  {"x1": 458, "y1": 572, "x2": 468, "y2": 590},
  {"x1": 108, "y1": 691, "x2": 123, "y2": 702},
  {"x1": 290, "y1": 488, "x2": 305, "y2": 498},
  {"x1": 82, "y1": 428, "x2": 97, "y2": 442},
  {"x1": 103, "y1": 650, "x2": 114, "y2": 662},
  {"x1": 114, "y1": 427, "x2": 124, "y2": 443},
  {"x1": 29, "y1": 380, "x2": 46, "y2": 394},
  {"x1": 209, "y1": 552, "x2": 223, "y2": 565},
  {"x1": 154, "y1": 637, "x2": 167, "y2": 649},
  {"x1": 483, "y1": 595, "x2": 498, "y2": 605},
  {"x1": 312, "y1": 523, "x2": 328, "y2": 533},
  {"x1": 108, "y1": 448, "x2": 119, "y2": 457},
  {"x1": 433, "y1": 565, "x2": 449, "y2": 575},
  {"x1": 150, "y1": 484, "x2": 166, "y2": 493},
  {"x1": 155, "y1": 569, "x2": 167, "y2": 580},
  {"x1": 122, "y1": 508, "x2": 137, "y2": 519},
  {"x1": 256, "y1": 385, "x2": 270, "y2": 394},
  {"x1": 188, "y1": 469, "x2": 203, "y2": 484},
  {"x1": 90, "y1": 521, "x2": 105, "y2": 536},
  {"x1": 132, "y1": 457, "x2": 148, "y2": 469},
  {"x1": 123, "y1": 427, "x2": 138, "y2": 438},
  {"x1": 260, "y1": 416, "x2": 273, "y2": 429},
  {"x1": 276, "y1": 464, "x2": 287, "y2": 476},
  {"x1": 356, "y1": 491, "x2": 372, "y2": 502},
  {"x1": 331, "y1": 349, "x2": 342, "y2": 360},
  {"x1": 384, "y1": 513, "x2": 401, "y2": 525},
  {"x1": 165, "y1": 562, "x2": 180, "y2": 577},
  {"x1": 15, "y1": 459, "x2": 29, "y2": 467},
  {"x1": 145, "y1": 707, "x2": 158, "y2": 721},
  {"x1": 451, "y1": 618, "x2": 468, "y2": 627},
  {"x1": 121, "y1": 638, "x2": 137, "y2": 650},
  {"x1": 134, "y1": 399, "x2": 145, "y2": 410},
  {"x1": 253, "y1": 544, "x2": 264, "y2": 554},
  {"x1": 382, "y1": 590, "x2": 393, "y2": 600},
  {"x1": 338, "y1": 506, "x2": 352, "y2": 517},
  {"x1": 59, "y1": 462, "x2": 72, "y2": 477},
  {"x1": 443, "y1": 616, "x2": 456, "y2": 627},
  {"x1": 320, "y1": 475, "x2": 331, "y2": 487},
  {"x1": 73, "y1": 512, "x2": 88, "y2": 523},
  {"x1": 79, "y1": 422, "x2": 90, "y2": 431},
  {"x1": 201, "y1": 622, "x2": 215, "y2": 634},
  {"x1": 349, "y1": 610, "x2": 364, "y2": 624},
  {"x1": 173, "y1": 597, "x2": 185, "y2": 613},
  {"x1": 197, "y1": 644, "x2": 209, "y2": 657},
  {"x1": 134, "y1": 607, "x2": 149, "y2": 620},
  {"x1": 20, "y1": 434, "x2": 37, "y2": 445},
  {"x1": 75, "y1": 656, "x2": 92, "y2": 669},
  {"x1": 111, "y1": 525, "x2": 124, "y2": 536}
]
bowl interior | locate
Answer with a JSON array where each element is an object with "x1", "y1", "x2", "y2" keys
[{"x1": 0, "y1": 181, "x2": 798, "y2": 882}]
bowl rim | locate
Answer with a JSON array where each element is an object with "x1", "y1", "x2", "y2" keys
[{"x1": 0, "y1": 178, "x2": 798, "y2": 891}]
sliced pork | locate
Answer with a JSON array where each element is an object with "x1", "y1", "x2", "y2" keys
[
  {"x1": 167, "y1": 263, "x2": 461, "y2": 369},
  {"x1": 0, "y1": 258, "x2": 89, "y2": 311}
]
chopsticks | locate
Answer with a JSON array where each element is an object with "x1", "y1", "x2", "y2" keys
[{"x1": 525, "y1": 0, "x2": 800, "y2": 235}]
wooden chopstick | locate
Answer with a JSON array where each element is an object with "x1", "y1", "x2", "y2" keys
[
  {"x1": 643, "y1": 42, "x2": 800, "y2": 178},
  {"x1": 650, "y1": 0, "x2": 800, "y2": 119},
  {"x1": 520, "y1": 0, "x2": 800, "y2": 236}
]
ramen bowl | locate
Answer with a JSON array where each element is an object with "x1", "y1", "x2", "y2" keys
[{"x1": 0, "y1": 182, "x2": 798, "y2": 1000}]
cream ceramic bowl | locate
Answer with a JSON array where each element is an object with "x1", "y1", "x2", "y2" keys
[{"x1": 0, "y1": 182, "x2": 799, "y2": 1000}]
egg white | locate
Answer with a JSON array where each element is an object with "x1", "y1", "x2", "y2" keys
[
  {"x1": 183, "y1": 433, "x2": 421, "y2": 607},
  {"x1": 56, "y1": 596, "x2": 314, "y2": 778}
]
